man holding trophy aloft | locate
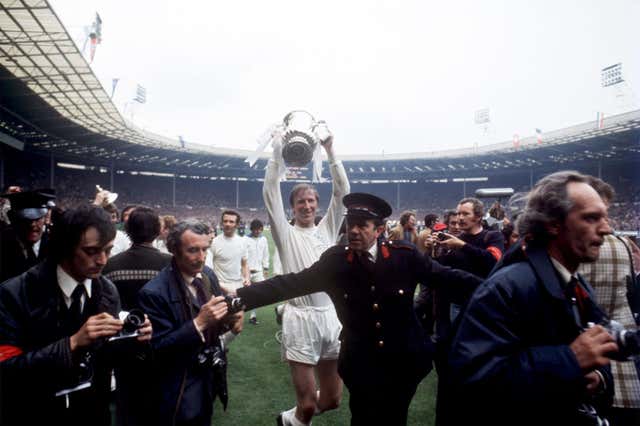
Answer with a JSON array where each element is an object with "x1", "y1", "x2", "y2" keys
[{"x1": 262, "y1": 111, "x2": 350, "y2": 426}]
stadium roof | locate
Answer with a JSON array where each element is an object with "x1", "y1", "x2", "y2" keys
[{"x1": 1, "y1": 0, "x2": 639, "y2": 182}]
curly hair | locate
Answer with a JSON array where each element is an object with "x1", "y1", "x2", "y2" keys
[
  {"x1": 399, "y1": 211, "x2": 416, "y2": 226},
  {"x1": 516, "y1": 170, "x2": 590, "y2": 244}
]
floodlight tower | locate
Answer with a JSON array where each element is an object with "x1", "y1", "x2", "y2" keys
[
  {"x1": 474, "y1": 107, "x2": 494, "y2": 148},
  {"x1": 601, "y1": 63, "x2": 635, "y2": 112}
]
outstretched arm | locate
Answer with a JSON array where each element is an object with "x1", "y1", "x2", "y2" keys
[{"x1": 237, "y1": 257, "x2": 329, "y2": 310}]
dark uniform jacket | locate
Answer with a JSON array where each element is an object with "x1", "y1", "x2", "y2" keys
[
  {"x1": 0, "y1": 260, "x2": 123, "y2": 426},
  {"x1": 138, "y1": 263, "x2": 228, "y2": 426},
  {"x1": 103, "y1": 244, "x2": 172, "y2": 310},
  {"x1": 238, "y1": 240, "x2": 483, "y2": 392},
  {"x1": 429, "y1": 228, "x2": 505, "y2": 344},
  {"x1": 0, "y1": 226, "x2": 48, "y2": 283},
  {"x1": 447, "y1": 245, "x2": 614, "y2": 425}
]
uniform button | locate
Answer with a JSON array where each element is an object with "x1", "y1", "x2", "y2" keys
[
  {"x1": 378, "y1": 340, "x2": 384, "y2": 348},
  {"x1": 373, "y1": 303, "x2": 379, "y2": 311},
  {"x1": 370, "y1": 285, "x2": 375, "y2": 292},
  {"x1": 375, "y1": 322, "x2": 382, "y2": 329},
  {"x1": 344, "y1": 246, "x2": 349, "y2": 251},
  {"x1": 398, "y1": 289, "x2": 404, "y2": 295},
  {"x1": 344, "y1": 293, "x2": 348, "y2": 299}
]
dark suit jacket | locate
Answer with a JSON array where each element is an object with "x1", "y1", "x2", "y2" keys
[
  {"x1": 0, "y1": 260, "x2": 122, "y2": 426},
  {"x1": 0, "y1": 226, "x2": 48, "y2": 282},
  {"x1": 448, "y1": 245, "x2": 614, "y2": 425},
  {"x1": 138, "y1": 263, "x2": 227, "y2": 426},
  {"x1": 238, "y1": 240, "x2": 482, "y2": 392}
]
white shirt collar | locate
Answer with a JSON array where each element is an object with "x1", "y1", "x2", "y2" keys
[
  {"x1": 56, "y1": 265, "x2": 92, "y2": 304},
  {"x1": 32, "y1": 239, "x2": 41, "y2": 257},
  {"x1": 367, "y1": 243, "x2": 378, "y2": 262},
  {"x1": 181, "y1": 271, "x2": 203, "y2": 286},
  {"x1": 549, "y1": 257, "x2": 576, "y2": 285}
]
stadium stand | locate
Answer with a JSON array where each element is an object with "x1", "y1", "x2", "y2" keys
[{"x1": 0, "y1": 1, "x2": 638, "y2": 233}]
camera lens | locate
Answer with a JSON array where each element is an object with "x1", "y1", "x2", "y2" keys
[{"x1": 122, "y1": 309, "x2": 145, "y2": 333}]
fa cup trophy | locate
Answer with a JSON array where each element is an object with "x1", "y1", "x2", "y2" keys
[
  {"x1": 95, "y1": 185, "x2": 118, "y2": 207},
  {"x1": 280, "y1": 111, "x2": 332, "y2": 167}
]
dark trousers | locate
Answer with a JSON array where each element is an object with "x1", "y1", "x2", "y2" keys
[
  {"x1": 434, "y1": 339, "x2": 453, "y2": 426},
  {"x1": 348, "y1": 381, "x2": 420, "y2": 426}
]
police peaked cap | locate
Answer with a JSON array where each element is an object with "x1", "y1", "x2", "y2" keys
[
  {"x1": 343, "y1": 193, "x2": 392, "y2": 220},
  {"x1": 2, "y1": 189, "x2": 56, "y2": 220}
]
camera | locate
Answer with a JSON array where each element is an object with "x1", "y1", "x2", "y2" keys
[
  {"x1": 224, "y1": 295, "x2": 246, "y2": 315},
  {"x1": 437, "y1": 232, "x2": 449, "y2": 241},
  {"x1": 198, "y1": 346, "x2": 226, "y2": 370},
  {"x1": 599, "y1": 320, "x2": 640, "y2": 361},
  {"x1": 108, "y1": 309, "x2": 146, "y2": 342}
]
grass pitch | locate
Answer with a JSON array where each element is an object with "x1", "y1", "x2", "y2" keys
[{"x1": 211, "y1": 230, "x2": 437, "y2": 425}]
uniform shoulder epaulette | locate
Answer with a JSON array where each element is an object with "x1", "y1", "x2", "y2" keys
[{"x1": 325, "y1": 244, "x2": 349, "y2": 256}]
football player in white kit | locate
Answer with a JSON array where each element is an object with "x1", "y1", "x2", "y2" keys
[{"x1": 264, "y1": 132, "x2": 350, "y2": 426}]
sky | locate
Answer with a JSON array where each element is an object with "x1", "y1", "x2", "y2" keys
[{"x1": 50, "y1": 0, "x2": 639, "y2": 155}]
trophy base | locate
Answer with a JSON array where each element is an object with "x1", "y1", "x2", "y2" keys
[{"x1": 282, "y1": 132, "x2": 315, "y2": 167}]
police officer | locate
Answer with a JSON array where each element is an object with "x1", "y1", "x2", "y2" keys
[
  {"x1": 234, "y1": 193, "x2": 482, "y2": 425},
  {"x1": 0, "y1": 189, "x2": 56, "y2": 282}
]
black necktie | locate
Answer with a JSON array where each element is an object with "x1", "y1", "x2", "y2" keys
[
  {"x1": 26, "y1": 246, "x2": 37, "y2": 263},
  {"x1": 192, "y1": 277, "x2": 217, "y2": 344},
  {"x1": 358, "y1": 251, "x2": 375, "y2": 275},
  {"x1": 69, "y1": 285, "x2": 87, "y2": 332},
  {"x1": 192, "y1": 277, "x2": 209, "y2": 307}
]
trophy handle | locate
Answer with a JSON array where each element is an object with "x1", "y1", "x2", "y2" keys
[{"x1": 312, "y1": 120, "x2": 332, "y2": 145}]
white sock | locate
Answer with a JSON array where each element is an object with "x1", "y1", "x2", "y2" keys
[
  {"x1": 282, "y1": 406, "x2": 310, "y2": 426},
  {"x1": 276, "y1": 304, "x2": 285, "y2": 315},
  {"x1": 281, "y1": 407, "x2": 296, "y2": 426},
  {"x1": 250, "y1": 310, "x2": 257, "y2": 319}
]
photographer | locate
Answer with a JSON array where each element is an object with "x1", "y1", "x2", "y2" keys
[
  {"x1": 0, "y1": 205, "x2": 152, "y2": 425},
  {"x1": 447, "y1": 171, "x2": 616, "y2": 425},
  {"x1": 137, "y1": 219, "x2": 243, "y2": 425},
  {"x1": 425, "y1": 199, "x2": 504, "y2": 423}
]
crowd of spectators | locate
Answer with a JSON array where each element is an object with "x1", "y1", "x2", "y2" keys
[{"x1": 4, "y1": 150, "x2": 638, "y2": 232}]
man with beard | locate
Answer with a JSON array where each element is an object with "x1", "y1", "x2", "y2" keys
[
  {"x1": 0, "y1": 189, "x2": 56, "y2": 282},
  {"x1": 389, "y1": 211, "x2": 418, "y2": 244}
]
